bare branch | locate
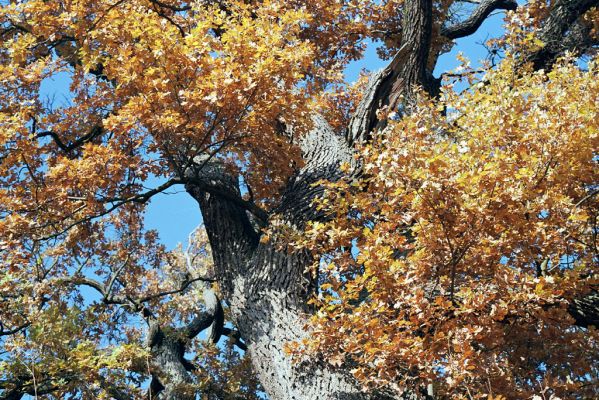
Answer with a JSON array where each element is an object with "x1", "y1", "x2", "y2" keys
[
  {"x1": 101, "y1": 178, "x2": 185, "y2": 205},
  {"x1": 0, "y1": 322, "x2": 30, "y2": 337},
  {"x1": 36, "y1": 124, "x2": 104, "y2": 155},
  {"x1": 441, "y1": 0, "x2": 518, "y2": 40},
  {"x1": 201, "y1": 287, "x2": 224, "y2": 342},
  {"x1": 148, "y1": 0, "x2": 191, "y2": 12},
  {"x1": 138, "y1": 275, "x2": 215, "y2": 304},
  {"x1": 37, "y1": 178, "x2": 183, "y2": 241},
  {"x1": 66, "y1": 273, "x2": 214, "y2": 310},
  {"x1": 574, "y1": 188, "x2": 599, "y2": 209}
]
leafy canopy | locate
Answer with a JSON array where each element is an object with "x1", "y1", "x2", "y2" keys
[
  {"x1": 295, "y1": 55, "x2": 599, "y2": 399},
  {"x1": 0, "y1": 0, "x2": 597, "y2": 399}
]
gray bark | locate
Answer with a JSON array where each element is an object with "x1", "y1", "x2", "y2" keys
[
  {"x1": 4, "y1": 2, "x2": 595, "y2": 399},
  {"x1": 348, "y1": 0, "x2": 438, "y2": 144},
  {"x1": 441, "y1": 0, "x2": 518, "y2": 40},
  {"x1": 185, "y1": 115, "x2": 376, "y2": 399},
  {"x1": 147, "y1": 312, "x2": 214, "y2": 400}
]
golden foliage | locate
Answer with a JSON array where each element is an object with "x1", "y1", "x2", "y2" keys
[{"x1": 296, "y1": 56, "x2": 599, "y2": 398}]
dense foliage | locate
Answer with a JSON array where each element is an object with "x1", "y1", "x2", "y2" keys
[
  {"x1": 297, "y1": 56, "x2": 598, "y2": 398},
  {"x1": 0, "y1": 0, "x2": 597, "y2": 399}
]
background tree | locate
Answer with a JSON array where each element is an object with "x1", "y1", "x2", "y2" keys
[{"x1": 0, "y1": 0, "x2": 597, "y2": 399}]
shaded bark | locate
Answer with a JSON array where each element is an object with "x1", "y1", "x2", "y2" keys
[
  {"x1": 4, "y1": 2, "x2": 594, "y2": 399},
  {"x1": 185, "y1": 115, "x2": 373, "y2": 399},
  {"x1": 147, "y1": 323, "x2": 197, "y2": 400},
  {"x1": 525, "y1": 0, "x2": 599, "y2": 70},
  {"x1": 568, "y1": 287, "x2": 599, "y2": 328},
  {"x1": 146, "y1": 311, "x2": 214, "y2": 400}
]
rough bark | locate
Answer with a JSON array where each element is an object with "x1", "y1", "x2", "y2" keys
[
  {"x1": 525, "y1": 0, "x2": 599, "y2": 69},
  {"x1": 138, "y1": 276, "x2": 222, "y2": 399},
  {"x1": 348, "y1": 0, "x2": 438, "y2": 144},
  {"x1": 441, "y1": 0, "x2": 518, "y2": 40},
  {"x1": 147, "y1": 310, "x2": 214, "y2": 400},
  {"x1": 185, "y1": 115, "x2": 375, "y2": 399},
  {"x1": 3, "y1": 2, "x2": 594, "y2": 399},
  {"x1": 147, "y1": 323, "x2": 197, "y2": 400}
]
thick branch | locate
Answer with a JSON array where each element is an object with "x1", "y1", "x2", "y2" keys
[
  {"x1": 183, "y1": 310, "x2": 215, "y2": 339},
  {"x1": 441, "y1": 0, "x2": 518, "y2": 39},
  {"x1": 278, "y1": 114, "x2": 354, "y2": 226},
  {"x1": 201, "y1": 286, "x2": 224, "y2": 343},
  {"x1": 221, "y1": 327, "x2": 248, "y2": 351},
  {"x1": 526, "y1": 0, "x2": 599, "y2": 70},
  {"x1": 146, "y1": 321, "x2": 195, "y2": 400},
  {"x1": 348, "y1": 0, "x2": 437, "y2": 144},
  {"x1": 185, "y1": 176, "x2": 268, "y2": 227},
  {"x1": 185, "y1": 156, "x2": 261, "y2": 299}
]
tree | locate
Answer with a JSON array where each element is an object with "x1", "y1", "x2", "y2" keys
[{"x1": 0, "y1": 0, "x2": 597, "y2": 399}]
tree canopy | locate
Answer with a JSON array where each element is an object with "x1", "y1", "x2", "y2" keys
[{"x1": 0, "y1": 0, "x2": 597, "y2": 399}]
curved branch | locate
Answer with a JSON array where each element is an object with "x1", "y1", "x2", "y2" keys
[
  {"x1": 201, "y1": 287, "x2": 224, "y2": 342},
  {"x1": 36, "y1": 124, "x2": 104, "y2": 155},
  {"x1": 185, "y1": 176, "x2": 268, "y2": 227},
  {"x1": 138, "y1": 275, "x2": 215, "y2": 303},
  {"x1": 148, "y1": 0, "x2": 191, "y2": 12},
  {"x1": 66, "y1": 273, "x2": 214, "y2": 311},
  {"x1": 0, "y1": 322, "x2": 30, "y2": 337},
  {"x1": 441, "y1": 0, "x2": 518, "y2": 40},
  {"x1": 183, "y1": 310, "x2": 215, "y2": 340},
  {"x1": 185, "y1": 156, "x2": 262, "y2": 298},
  {"x1": 0, "y1": 374, "x2": 75, "y2": 400},
  {"x1": 348, "y1": 0, "x2": 437, "y2": 144}
]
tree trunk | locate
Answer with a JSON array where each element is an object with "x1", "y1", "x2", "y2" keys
[
  {"x1": 224, "y1": 248, "x2": 367, "y2": 400},
  {"x1": 185, "y1": 114, "x2": 383, "y2": 399}
]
